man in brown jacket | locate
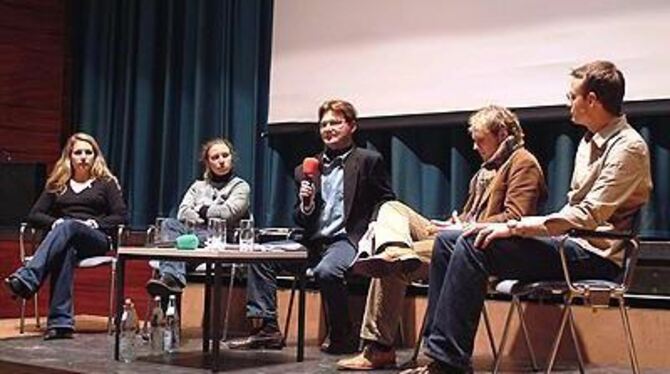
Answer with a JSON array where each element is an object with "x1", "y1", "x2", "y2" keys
[{"x1": 338, "y1": 105, "x2": 547, "y2": 370}]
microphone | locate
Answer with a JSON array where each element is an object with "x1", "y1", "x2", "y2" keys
[{"x1": 301, "y1": 157, "x2": 320, "y2": 207}]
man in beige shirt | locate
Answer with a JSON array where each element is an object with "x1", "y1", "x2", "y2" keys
[{"x1": 403, "y1": 60, "x2": 652, "y2": 374}]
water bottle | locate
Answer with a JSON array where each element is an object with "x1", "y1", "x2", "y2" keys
[
  {"x1": 163, "y1": 295, "x2": 180, "y2": 353},
  {"x1": 149, "y1": 296, "x2": 165, "y2": 353},
  {"x1": 120, "y1": 298, "x2": 138, "y2": 363}
]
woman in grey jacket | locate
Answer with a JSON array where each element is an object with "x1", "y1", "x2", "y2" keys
[{"x1": 146, "y1": 137, "x2": 250, "y2": 297}]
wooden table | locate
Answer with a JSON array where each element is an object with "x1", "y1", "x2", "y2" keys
[{"x1": 113, "y1": 245, "x2": 308, "y2": 372}]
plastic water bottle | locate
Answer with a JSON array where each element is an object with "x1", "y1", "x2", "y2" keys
[
  {"x1": 163, "y1": 295, "x2": 180, "y2": 353},
  {"x1": 120, "y1": 298, "x2": 138, "y2": 363},
  {"x1": 149, "y1": 296, "x2": 165, "y2": 353}
]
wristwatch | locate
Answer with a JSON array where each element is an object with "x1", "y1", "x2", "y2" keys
[{"x1": 506, "y1": 219, "x2": 519, "y2": 236}]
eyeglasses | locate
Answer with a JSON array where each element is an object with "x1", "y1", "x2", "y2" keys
[
  {"x1": 73, "y1": 149, "x2": 94, "y2": 156},
  {"x1": 319, "y1": 120, "x2": 346, "y2": 129}
]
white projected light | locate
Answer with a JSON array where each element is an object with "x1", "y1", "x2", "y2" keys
[{"x1": 269, "y1": 0, "x2": 670, "y2": 124}]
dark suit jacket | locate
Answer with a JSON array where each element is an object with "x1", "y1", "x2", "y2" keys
[
  {"x1": 460, "y1": 147, "x2": 547, "y2": 223},
  {"x1": 294, "y1": 147, "x2": 395, "y2": 246}
]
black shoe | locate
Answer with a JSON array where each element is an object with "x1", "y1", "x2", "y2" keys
[
  {"x1": 146, "y1": 274, "x2": 184, "y2": 298},
  {"x1": 320, "y1": 334, "x2": 359, "y2": 355},
  {"x1": 226, "y1": 325, "x2": 285, "y2": 350},
  {"x1": 43, "y1": 328, "x2": 74, "y2": 341},
  {"x1": 4, "y1": 275, "x2": 33, "y2": 300}
]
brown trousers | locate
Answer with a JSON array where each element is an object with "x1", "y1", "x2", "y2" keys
[{"x1": 360, "y1": 201, "x2": 437, "y2": 346}]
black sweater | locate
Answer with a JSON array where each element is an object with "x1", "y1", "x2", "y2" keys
[{"x1": 28, "y1": 178, "x2": 128, "y2": 233}]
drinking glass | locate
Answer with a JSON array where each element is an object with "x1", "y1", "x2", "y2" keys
[
  {"x1": 153, "y1": 217, "x2": 168, "y2": 245},
  {"x1": 238, "y1": 219, "x2": 255, "y2": 252},
  {"x1": 208, "y1": 218, "x2": 226, "y2": 250}
]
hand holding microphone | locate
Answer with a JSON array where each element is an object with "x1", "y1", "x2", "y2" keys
[{"x1": 300, "y1": 157, "x2": 319, "y2": 212}]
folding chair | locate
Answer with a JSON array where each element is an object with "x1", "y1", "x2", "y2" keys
[
  {"x1": 18, "y1": 222, "x2": 126, "y2": 334},
  {"x1": 492, "y1": 223, "x2": 642, "y2": 374}
]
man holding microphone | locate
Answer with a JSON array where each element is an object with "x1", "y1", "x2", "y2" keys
[{"x1": 229, "y1": 99, "x2": 395, "y2": 353}]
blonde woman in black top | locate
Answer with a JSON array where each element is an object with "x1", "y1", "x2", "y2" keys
[{"x1": 4, "y1": 133, "x2": 127, "y2": 340}]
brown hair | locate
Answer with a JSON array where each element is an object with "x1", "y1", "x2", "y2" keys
[
  {"x1": 318, "y1": 99, "x2": 358, "y2": 124},
  {"x1": 46, "y1": 132, "x2": 119, "y2": 193},
  {"x1": 571, "y1": 60, "x2": 625, "y2": 116},
  {"x1": 200, "y1": 137, "x2": 236, "y2": 180}
]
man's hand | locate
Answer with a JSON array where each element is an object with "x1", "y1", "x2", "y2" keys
[
  {"x1": 299, "y1": 180, "x2": 315, "y2": 212},
  {"x1": 464, "y1": 223, "x2": 512, "y2": 249}
]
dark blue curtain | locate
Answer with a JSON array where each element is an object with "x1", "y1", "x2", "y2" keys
[
  {"x1": 71, "y1": 1, "x2": 669, "y2": 238},
  {"x1": 264, "y1": 115, "x2": 670, "y2": 238},
  {"x1": 71, "y1": 0, "x2": 272, "y2": 225}
]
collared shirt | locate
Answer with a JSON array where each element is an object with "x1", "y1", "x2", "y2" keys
[
  {"x1": 315, "y1": 148, "x2": 353, "y2": 238},
  {"x1": 541, "y1": 115, "x2": 652, "y2": 265}
]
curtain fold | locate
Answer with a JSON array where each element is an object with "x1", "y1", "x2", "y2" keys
[
  {"x1": 72, "y1": 0, "x2": 272, "y2": 225},
  {"x1": 72, "y1": 1, "x2": 669, "y2": 237}
]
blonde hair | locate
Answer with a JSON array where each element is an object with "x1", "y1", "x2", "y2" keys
[
  {"x1": 468, "y1": 105, "x2": 524, "y2": 145},
  {"x1": 46, "y1": 132, "x2": 119, "y2": 194},
  {"x1": 200, "y1": 137, "x2": 236, "y2": 180}
]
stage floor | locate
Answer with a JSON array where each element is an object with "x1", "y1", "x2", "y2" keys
[{"x1": 0, "y1": 332, "x2": 662, "y2": 373}]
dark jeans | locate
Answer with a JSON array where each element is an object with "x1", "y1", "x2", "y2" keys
[
  {"x1": 14, "y1": 220, "x2": 110, "y2": 330},
  {"x1": 158, "y1": 218, "x2": 209, "y2": 286},
  {"x1": 246, "y1": 236, "x2": 357, "y2": 341},
  {"x1": 424, "y1": 229, "x2": 622, "y2": 371}
]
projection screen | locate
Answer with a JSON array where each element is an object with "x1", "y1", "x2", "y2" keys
[{"x1": 269, "y1": 0, "x2": 670, "y2": 125}]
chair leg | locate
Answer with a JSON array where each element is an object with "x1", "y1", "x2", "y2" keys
[
  {"x1": 222, "y1": 264, "x2": 236, "y2": 341},
  {"x1": 34, "y1": 293, "x2": 40, "y2": 329},
  {"x1": 617, "y1": 297, "x2": 641, "y2": 374},
  {"x1": 545, "y1": 297, "x2": 572, "y2": 374},
  {"x1": 400, "y1": 303, "x2": 429, "y2": 368},
  {"x1": 142, "y1": 268, "x2": 161, "y2": 335},
  {"x1": 282, "y1": 277, "x2": 298, "y2": 346},
  {"x1": 493, "y1": 296, "x2": 518, "y2": 373},
  {"x1": 566, "y1": 307, "x2": 585, "y2": 374},
  {"x1": 20, "y1": 298, "x2": 27, "y2": 334},
  {"x1": 515, "y1": 298, "x2": 539, "y2": 371},
  {"x1": 107, "y1": 260, "x2": 116, "y2": 335},
  {"x1": 482, "y1": 302, "x2": 498, "y2": 361}
]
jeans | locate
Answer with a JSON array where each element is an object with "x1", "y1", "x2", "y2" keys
[
  {"x1": 424, "y1": 229, "x2": 622, "y2": 371},
  {"x1": 246, "y1": 236, "x2": 357, "y2": 341},
  {"x1": 158, "y1": 218, "x2": 209, "y2": 286},
  {"x1": 14, "y1": 220, "x2": 110, "y2": 330}
]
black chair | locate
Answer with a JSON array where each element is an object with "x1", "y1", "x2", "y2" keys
[
  {"x1": 492, "y1": 224, "x2": 642, "y2": 374},
  {"x1": 18, "y1": 222, "x2": 127, "y2": 334}
]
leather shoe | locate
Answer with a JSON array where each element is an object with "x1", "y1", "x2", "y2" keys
[
  {"x1": 4, "y1": 275, "x2": 33, "y2": 300},
  {"x1": 226, "y1": 325, "x2": 284, "y2": 350},
  {"x1": 146, "y1": 274, "x2": 183, "y2": 298},
  {"x1": 399, "y1": 361, "x2": 469, "y2": 374},
  {"x1": 320, "y1": 335, "x2": 359, "y2": 355},
  {"x1": 337, "y1": 344, "x2": 396, "y2": 370},
  {"x1": 43, "y1": 328, "x2": 74, "y2": 341},
  {"x1": 351, "y1": 247, "x2": 422, "y2": 278}
]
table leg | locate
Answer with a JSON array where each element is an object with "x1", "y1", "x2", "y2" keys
[
  {"x1": 212, "y1": 262, "x2": 223, "y2": 372},
  {"x1": 203, "y1": 261, "x2": 212, "y2": 353},
  {"x1": 114, "y1": 256, "x2": 125, "y2": 361},
  {"x1": 298, "y1": 264, "x2": 306, "y2": 362}
]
